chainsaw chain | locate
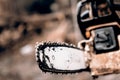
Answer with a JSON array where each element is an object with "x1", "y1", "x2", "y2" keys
[{"x1": 35, "y1": 41, "x2": 88, "y2": 74}]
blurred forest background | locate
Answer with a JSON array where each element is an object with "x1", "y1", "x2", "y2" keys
[{"x1": 0, "y1": 0, "x2": 120, "y2": 80}]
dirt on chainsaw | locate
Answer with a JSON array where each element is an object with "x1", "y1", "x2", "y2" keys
[{"x1": 0, "y1": 0, "x2": 120, "y2": 80}]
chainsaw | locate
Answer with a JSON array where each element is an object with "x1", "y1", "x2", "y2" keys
[{"x1": 35, "y1": 0, "x2": 120, "y2": 76}]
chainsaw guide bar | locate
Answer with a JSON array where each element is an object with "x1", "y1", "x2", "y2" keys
[{"x1": 36, "y1": 42, "x2": 88, "y2": 73}]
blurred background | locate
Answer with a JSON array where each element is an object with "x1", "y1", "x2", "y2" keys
[{"x1": 0, "y1": 0, "x2": 120, "y2": 80}]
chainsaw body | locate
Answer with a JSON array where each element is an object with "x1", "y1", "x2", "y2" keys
[{"x1": 76, "y1": 0, "x2": 120, "y2": 75}]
